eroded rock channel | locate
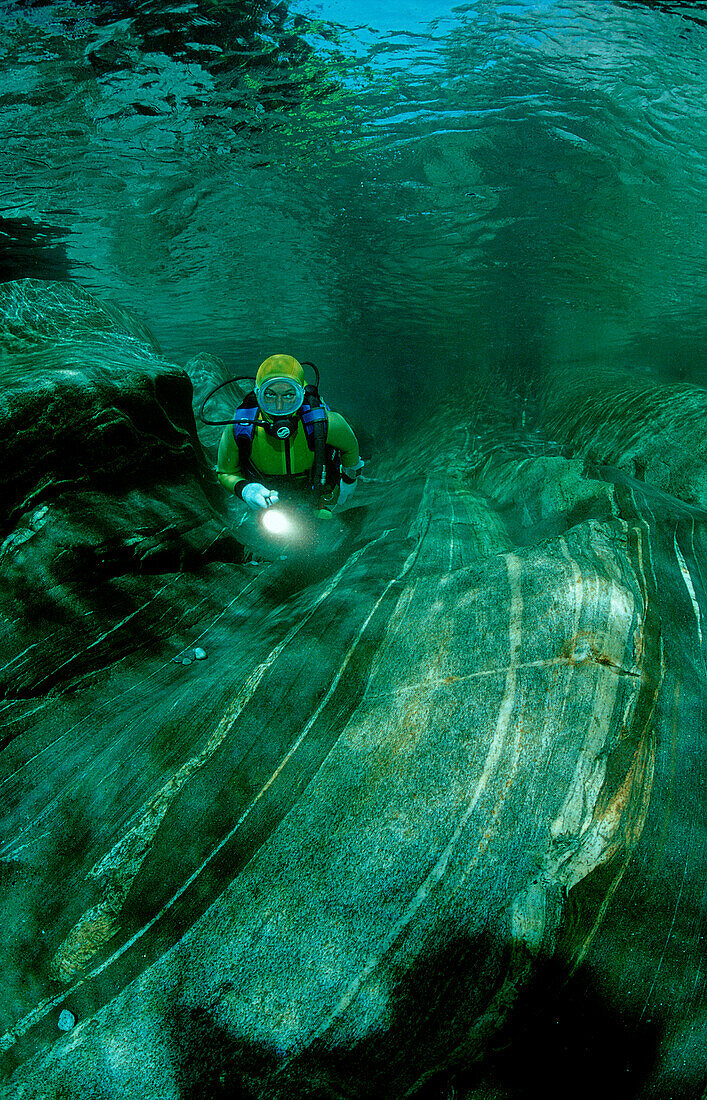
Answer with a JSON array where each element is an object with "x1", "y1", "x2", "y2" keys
[{"x1": 0, "y1": 282, "x2": 704, "y2": 1099}]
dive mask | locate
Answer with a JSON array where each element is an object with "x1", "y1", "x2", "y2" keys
[{"x1": 255, "y1": 376, "x2": 305, "y2": 419}]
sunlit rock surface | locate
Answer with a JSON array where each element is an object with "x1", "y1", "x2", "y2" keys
[{"x1": 0, "y1": 282, "x2": 704, "y2": 1099}]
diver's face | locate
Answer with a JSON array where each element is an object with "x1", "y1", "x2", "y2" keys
[{"x1": 263, "y1": 380, "x2": 299, "y2": 414}]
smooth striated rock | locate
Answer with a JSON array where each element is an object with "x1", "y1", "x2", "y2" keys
[
  {"x1": 0, "y1": 280, "x2": 243, "y2": 707},
  {"x1": 0, "y1": 286, "x2": 704, "y2": 1099},
  {"x1": 539, "y1": 365, "x2": 707, "y2": 507}
]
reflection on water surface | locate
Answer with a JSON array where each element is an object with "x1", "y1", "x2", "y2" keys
[{"x1": 0, "y1": 0, "x2": 704, "y2": 409}]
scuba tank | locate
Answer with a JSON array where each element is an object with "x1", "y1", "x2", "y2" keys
[{"x1": 199, "y1": 362, "x2": 338, "y2": 503}]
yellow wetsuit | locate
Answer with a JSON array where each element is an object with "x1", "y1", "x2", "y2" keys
[
  {"x1": 217, "y1": 408, "x2": 360, "y2": 501},
  {"x1": 216, "y1": 354, "x2": 360, "y2": 513}
]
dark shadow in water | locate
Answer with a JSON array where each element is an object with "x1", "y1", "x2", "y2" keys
[
  {"x1": 614, "y1": 0, "x2": 707, "y2": 28},
  {"x1": 450, "y1": 956, "x2": 664, "y2": 1100},
  {"x1": 165, "y1": 1004, "x2": 272, "y2": 1100},
  {"x1": 158, "y1": 929, "x2": 664, "y2": 1100},
  {"x1": 0, "y1": 218, "x2": 70, "y2": 283},
  {"x1": 0, "y1": 505, "x2": 247, "y2": 730}
]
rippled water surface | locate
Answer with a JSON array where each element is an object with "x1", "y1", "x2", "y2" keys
[
  {"x1": 0, "y1": 0, "x2": 705, "y2": 411},
  {"x1": 1, "y1": 6, "x2": 707, "y2": 1094}
]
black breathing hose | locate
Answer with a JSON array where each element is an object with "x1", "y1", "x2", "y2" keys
[
  {"x1": 198, "y1": 376, "x2": 255, "y2": 426},
  {"x1": 198, "y1": 362, "x2": 321, "y2": 426}
]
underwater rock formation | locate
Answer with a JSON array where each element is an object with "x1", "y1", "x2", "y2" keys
[
  {"x1": 0, "y1": 282, "x2": 704, "y2": 1099},
  {"x1": 0, "y1": 280, "x2": 241, "y2": 703}
]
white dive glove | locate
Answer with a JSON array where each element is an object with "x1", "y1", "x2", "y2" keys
[
  {"x1": 338, "y1": 458, "x2": 365, "y2": 507},
  {"x1": 241, "y1": 483, "x2": 279, "y2": 511}
]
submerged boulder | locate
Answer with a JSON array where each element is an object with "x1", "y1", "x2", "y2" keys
[
  {"x1": 539, "y1": 363, "x2": 707, "y2": 507},
  {"x1": 0, "y1": 280, "x2": 241, "y2": 704},
  {"x1": 0, "y1": 288, "x2": 703, "y2": 1100}
]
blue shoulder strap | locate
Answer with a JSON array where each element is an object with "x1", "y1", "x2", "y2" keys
[
  {"x1": 232, "y1": 402, "x2": 329, "y2": 451},
  {"x1": 300, "y1": 402, "x2": 329, "y2": 448},
  {"x1": 232, "y1": 405, "x2": 260, "y2": 445}
]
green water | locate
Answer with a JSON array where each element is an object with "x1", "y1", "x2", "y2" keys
[
  {"x1": 0, "y1": 7, "x2": 706, "y2": 1094},
  {"x1": 0, "y1": 0, "x2": 705, "y2": 420}
]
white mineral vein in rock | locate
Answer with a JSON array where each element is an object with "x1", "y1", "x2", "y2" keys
[
  {"x1": 673, "y1": 528, "x2": 703, "y2": 647},
  {"x1": 0, "y1": 576, "x2": 262, "y2": 853},
  {"x1": 300, "y1": 552, "x2": 523, "y2": 1050},
  {"x1": 50, "y1": 527, "x2": 398, "y2": 982},
  {"x1": 0, "y1": 638, "x2": 43, "y2": 675},
  {"x1": 550, "y1": 569, "x2": 636, "y2": 842},
  {"x1": 47, "y1": 577, "x2": 179, "y2": 683},
  {"x1": 1, "y1": 526, "x2": 408, "y2": 1048}
]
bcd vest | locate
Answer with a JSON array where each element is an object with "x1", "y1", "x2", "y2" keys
[{"x1": 232, "y1": 394, "x2": 336, "y2": 493}]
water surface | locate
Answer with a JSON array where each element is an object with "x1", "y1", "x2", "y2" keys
[{"x1": 0, "y1": 0, "x2": 704, "y2": 417}]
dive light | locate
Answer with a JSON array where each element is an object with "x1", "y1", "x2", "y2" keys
[{"x1": 259, "y1": 506, "x2": 295, "y2": 538}]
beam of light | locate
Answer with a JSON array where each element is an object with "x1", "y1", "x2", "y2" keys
[{"x1": 261, "y1": 508, "x2": 294, "y2": 536}]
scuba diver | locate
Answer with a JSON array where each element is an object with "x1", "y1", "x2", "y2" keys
[{"x1": 214, "y1": 354, "x2": 364, "y2": 520}]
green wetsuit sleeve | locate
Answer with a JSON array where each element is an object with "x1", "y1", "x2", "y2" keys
[
  {"x1": 217, "y1": 427, "x2": 247, "y2": 495},
  {"x1": 326, "y1": 411, "x2": 360, "y2": 467}
]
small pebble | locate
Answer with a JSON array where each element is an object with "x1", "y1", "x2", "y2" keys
[
  {"x1": 58, "y1": 1009, "x2": 76, "y2": 1032},
  {"x1": 194, "y1": 647, "x2": 207, "y2": 660}
]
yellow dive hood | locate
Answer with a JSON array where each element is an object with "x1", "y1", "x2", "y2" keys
[{"x1": 255, "y1": 354, "x2": 305, "y2": 388}]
